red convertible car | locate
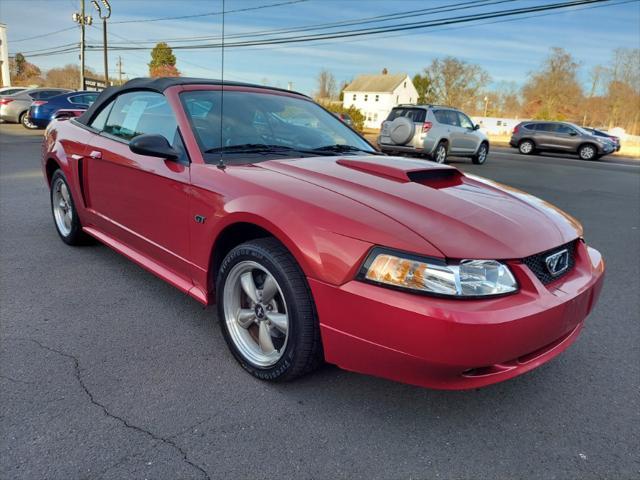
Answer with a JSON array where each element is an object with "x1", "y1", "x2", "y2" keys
[{"x1": 42, "y1": 78, "x2": 605, "y2": 389}]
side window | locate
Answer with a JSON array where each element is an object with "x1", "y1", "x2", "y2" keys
[
  {"x1": 457, "y1": 112, "x2": 474, "y2": 129},
  {"x1": 524, "y1": 123, "x2": 537, "y2": 130},
  {"x1": 556, "y1": 124, "x2": 575, "y2": 135},
  {"x1": 405, "y1": 109, "x2": 425, "y2": 122},
  {"x1": 89, "y1": 100, "x2": 115, "y2": 131},
  {"x1": 439, "y1": 110, "x2": 459, "y2": 127},
  {"x1": 68, "y1": 95, "x2": 84, "y2": 105},
  {"x1": 28, "y1": 91, "x2": 41, "y2": 99},
  {"x1": 40, "y1": 90, "x2": 63, "y2": 99},
  {"x1": 433, "y1": 110, "x2": 446, "y2": 124},
  {"x1": 103, "y1": 91, "x2": 179, "y2": 144}
]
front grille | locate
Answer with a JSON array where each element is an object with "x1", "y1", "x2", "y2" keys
[{"x1": 522, "y1": 240, "x2": 578, "y2": 285}]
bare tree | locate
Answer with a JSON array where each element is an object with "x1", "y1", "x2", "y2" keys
[
  {"x1": 420, "y1": 57, "x2": 490, "y2": 111},
  {"x1": 522, "y1": 47, "x2": 583, "y2": 120},
  {"x1": 315, "y1": 69, "x2": 337, "y2": 101}
]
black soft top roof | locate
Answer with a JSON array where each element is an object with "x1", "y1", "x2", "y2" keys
[{"x1": 76, "y1": 77, "x2": 307, "y2": 126}]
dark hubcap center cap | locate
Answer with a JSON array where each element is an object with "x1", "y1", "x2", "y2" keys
[{"x1": 255, "y1": 304, "x2": 266, "y2": 319}]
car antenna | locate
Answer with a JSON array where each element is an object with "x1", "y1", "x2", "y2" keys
[{"x1": 217, "y1": 0, "x2": 226, "y2": 170}]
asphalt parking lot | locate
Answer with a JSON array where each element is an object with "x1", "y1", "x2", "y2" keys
[{"x1": 1, "y1": 123, "x2": 638, "y2": 480}]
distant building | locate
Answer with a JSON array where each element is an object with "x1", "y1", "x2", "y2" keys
[
  {"x1": 472, "y1": 116, "x2": 521, "y2": 135},
  {"x1": 342, "y1": 71, "x2": 418, "y2": 129}
]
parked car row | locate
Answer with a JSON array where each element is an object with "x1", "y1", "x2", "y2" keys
[
  {"x1": 375, "y1": 103, "x2": 621, "y2": 164},
  {"x1": 0, "y1": 87, "x2": 98, "y2": 130}
]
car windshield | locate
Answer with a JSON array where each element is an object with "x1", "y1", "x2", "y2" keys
[{"x1": 180, "y1": 90, "x2": 375, "y2": 164}]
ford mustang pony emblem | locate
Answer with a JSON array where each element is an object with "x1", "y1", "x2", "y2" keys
[{"x1": 545, "y1": 249, "x2": 569, "y2": 276}]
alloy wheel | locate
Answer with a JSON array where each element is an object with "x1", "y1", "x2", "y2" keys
[
  {"x1": 435, "y1": 144, "x2": 447, "y2": 163},
  {"x1": 580, "y1": 145, "x2": 595, "y2": 160},
  {"x1": 52, "y1": 177, "x2": 73, "y2": 237},
  {"x1": 477, "y1": 145, "x2": 487, "y2": 163},
  {"x1": 519, "y1": 141, "x2": 533, "y2": 154},
  {"x1": 223, "y1": 261, "x2": 289, "y2": 367}
]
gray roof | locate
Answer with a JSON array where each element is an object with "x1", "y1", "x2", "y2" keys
[{"x1": 343, "y1": 73, "x2": 408, "y2": 93}]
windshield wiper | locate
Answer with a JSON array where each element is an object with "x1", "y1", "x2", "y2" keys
[
  {"x1": 205, "y1": 144, "x2": 334, "y2": 156},
  {"x1": 312, "y1": 144, "x2": 382, "y2": 155}
]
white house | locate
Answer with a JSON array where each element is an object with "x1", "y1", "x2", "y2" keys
[{"x1": 342, "y1": 72, "x2": 419, "y2": 129}]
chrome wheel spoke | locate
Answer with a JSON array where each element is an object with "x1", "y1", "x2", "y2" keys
[
  {"x1": 60, "y1": 185, "x2": 70, "y2": 203},
  {"x1": 224, "y1": 261, "x2": 289, "y2": 367},
  {"x1": 240, "y1": 272, "x2": 259, "y2": 303},
  {"x1": 258, "y1": 321, "x2": 276, "y2": 354},
  {"x1": 267, "y1": 312, "x2": 288, "y2": 334},
  {"x1": 237, "y1": 309, "x2": 256, "y2": 328},
  {"x1": 260, "y1": 274, "x2": 278, "y2": 303}
]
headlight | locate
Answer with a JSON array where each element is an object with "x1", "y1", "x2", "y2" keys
[{"x1": 358, "y1": 248, "x2": 518, "y2": 298}]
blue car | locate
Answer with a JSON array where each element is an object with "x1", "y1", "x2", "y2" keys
[{"x1": 28, "y1": 91, "x2": 99, "y2": 128}]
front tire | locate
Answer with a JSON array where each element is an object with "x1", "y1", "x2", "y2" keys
[
  {"x1": 518, "y1": 139, "x2": 535, "y2": 155},
  {"x1": 216, "y1": 238, "x2": 322, "y2": 382},
  {"x1": 50, "y1": 170, "x2": 89, "y2": 245},
  {"x1": 472, "y1": 142, "x2": 488, "y2": 164},
  {"x1": 578, "y1": 143, "x2": 598, "y2": 161}
]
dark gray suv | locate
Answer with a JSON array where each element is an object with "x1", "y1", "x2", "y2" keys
[{"x1": 510, "y1": 121, "x2": 615, "y2": 160}]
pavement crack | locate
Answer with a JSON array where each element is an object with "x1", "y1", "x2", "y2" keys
[
  {"x1": 23, "y1": 338, "x2": 211, "y2": 480},
  {"x1": 0, "y1": 373, "x2": 36, "y2": 385}
]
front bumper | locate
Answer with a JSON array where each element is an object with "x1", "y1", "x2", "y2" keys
[{"x1": 311, "y1": 241, "x2": 604, "y2": 390}]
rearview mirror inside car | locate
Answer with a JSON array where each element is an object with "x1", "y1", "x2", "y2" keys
[{"x1": 129, "y1": 134, "x2": 178, "y2": 160}]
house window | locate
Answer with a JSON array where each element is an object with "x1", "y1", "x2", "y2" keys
[
  {"x1": 373, "y1": 113, "x2": 378, "y2": 121},
  {"x1": 404, "y1": 81, "x2": 407, "y2": 88},
  {"x1": 364, "y1": 94, "x2": 368, "y2": 101},
  {"x1": 396, "y1": 95, "x2": 399, "y2": 103},
  {"x1": 409, "y1": 97, "x2": 412, "y2": 103},
  {"x1": 375, "y1": 95, "x2": 379, "y2": 102},
  {"x1": 352, "y1": 94, "x2": 356, "y2": 101}
]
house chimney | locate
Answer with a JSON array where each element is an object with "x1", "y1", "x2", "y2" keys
[{"x1": 382, "y1": 68, "x2": 388, "y2": 75}]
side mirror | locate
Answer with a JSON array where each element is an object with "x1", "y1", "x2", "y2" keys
[
  {"x1": 129, "y1": 134, "x2": 178, "y2": 160},
  {"x1": 569, "y1": 131, "x2": 578, "y2": 136},
  {"x1": 473, "y1": 124, "x2": 480, "y2": 130}
]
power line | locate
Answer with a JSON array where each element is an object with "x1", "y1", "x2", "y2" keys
[
  {"x1": 11, "y1": 26, "x2": 78, "y2": 43},
  {"x1": 110, "y1": 0, "x2": 309, "y2": 24},
  {"x1": 86, "y1": 0, "x2": 618, "y2": 51},
  {"x1": 104, "y1": 0, "x2": 517, "y2": 45},
  {"x1": 12, "y1": 0, "x2": 632, "y2": 60}
]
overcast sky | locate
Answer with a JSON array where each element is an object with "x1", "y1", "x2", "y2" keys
[{"x1": 1, "y1": 0, "x2": 639, "y2": 95}]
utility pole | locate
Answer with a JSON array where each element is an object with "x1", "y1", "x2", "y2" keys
[
  {"x1": 116, "y1": 56, "x2": 124, "y2": 85},
  {"x1": 72, "y1": 1, "x2": 92, "y2": 90},
  {"x1": 92, "y1": 0, "x2": 111, "y2": 86}
]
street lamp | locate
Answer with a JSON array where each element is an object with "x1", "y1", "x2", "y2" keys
[
  {"x1": 92, "y1": 0, "x2": 111, "y2": 86},
  {"x1": 483, "y1": 96, "x2": 489, "y2": 118}
]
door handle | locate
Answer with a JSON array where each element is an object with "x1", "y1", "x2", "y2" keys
[{"x1": 89, "y1": 150, "x2": 102, "y2": 159}]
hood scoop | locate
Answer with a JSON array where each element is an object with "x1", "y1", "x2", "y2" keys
[{"x1": 336, "y1": 157, "x2": 462, "y2": 188}]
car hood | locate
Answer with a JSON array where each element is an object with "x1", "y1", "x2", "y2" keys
[{"x1": 259, "y1": 155, "x2": 582, "y2": 259}]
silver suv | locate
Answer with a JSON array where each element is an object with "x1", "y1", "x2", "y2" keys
[
  {"x1": 510, "y1": 121, "x2": 615, "y2": 160},
  {"x1": 377, "y1": 105, "x2": 489, "y2": 164}
]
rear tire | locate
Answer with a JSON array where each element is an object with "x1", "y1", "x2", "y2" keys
[
  {"x1": 432, "y1": 141, "x2": 448, "y2": 164},
  {"x1": 518, "y1": 139, "x2": 535, "y2": 155},
  {"x1": 20, "y1": 111, "x2": 38, "y2": 130},
  {"x1": 216, "y1": 238, "x2": 323, "y2": 382},
  {"x1": 472, "y1": 142, "x2": 488, "y2": 164}
]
